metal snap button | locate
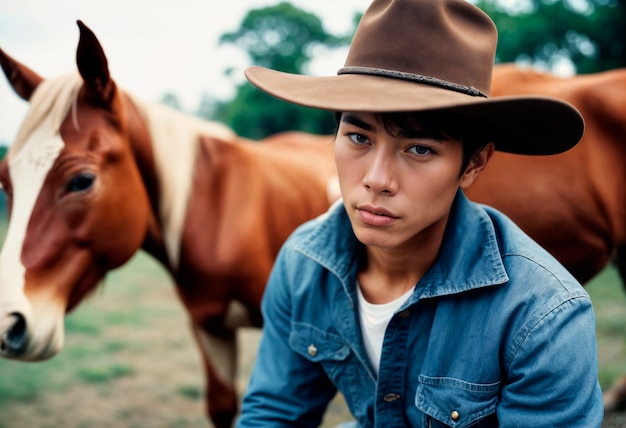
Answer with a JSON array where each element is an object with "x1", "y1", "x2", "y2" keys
[
  {"x1": 307, "y1": 344, "x2": 318, "y2": 357},
  {"x1": 398, "y1": 309, "x2": 410, "y2": 318},
  {"x1": 383, "y1": 393, "x2": 401, "y2": 402},
  {"x1": 450, "y1": 410, "x2": 460, "y2": 421}
]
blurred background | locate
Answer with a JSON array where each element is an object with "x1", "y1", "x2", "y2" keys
[
  {"x1": 1, "y1": 0, "x2": 623, "y2": 147},
  {"x1": 0, "y1": 1, "x2": 624, "y2": 426}
]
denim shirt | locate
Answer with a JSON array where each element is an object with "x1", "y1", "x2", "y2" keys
[{"x1": 238, "y1": 190, "x2": 603, "y2": 427}]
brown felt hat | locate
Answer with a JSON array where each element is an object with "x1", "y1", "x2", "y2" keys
[{"x1": 245, "y1": 0, "x2": 584, "y2": 155}]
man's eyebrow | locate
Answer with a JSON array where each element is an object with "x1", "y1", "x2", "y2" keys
[{"x1": 341, "y1": 114, "x2": 374, "y2": 131}]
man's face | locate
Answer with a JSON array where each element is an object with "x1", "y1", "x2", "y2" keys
[{"x1": 334, "y1": 111, "x2": 486, "y2": 252}]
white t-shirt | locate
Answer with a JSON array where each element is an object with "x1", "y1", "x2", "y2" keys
[{"x1": 357, "y1": 283, "x2": 415, "y2": 375}]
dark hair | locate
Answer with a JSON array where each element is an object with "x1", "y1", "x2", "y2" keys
[{"x1": 334, "y1": 111, "x2": 492, "y2": 176}]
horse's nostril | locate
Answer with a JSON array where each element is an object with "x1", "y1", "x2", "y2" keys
[{"x1": 1, "y1": 313, "x2": 27, "y2": 356}]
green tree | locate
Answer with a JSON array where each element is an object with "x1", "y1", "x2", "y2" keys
[
  {"x1": 475, "y1": 0, "x2": 625, "y2": 73},
  {"x1": 214, "y1": 2, "x2": 353, "y2": 139}
]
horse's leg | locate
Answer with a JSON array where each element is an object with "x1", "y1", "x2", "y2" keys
[
  {"x1": 603, "y1": 246, "x2": 626, "y2": 412},
  {"x1": 192, "y1": 300, "x2": 252, "y2": 427},
  {"x1": 193, "y1": 324, "x2": 238, "y2": 428}
]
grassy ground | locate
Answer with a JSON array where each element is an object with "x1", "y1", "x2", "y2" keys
[
  {"x1": 0, "y1": 252, "x2": 209, "y2": 427},
  {"x1": 586, "y1": 267, "x2": 626, "y2": 428},
  {"x1": 0, "y1": 251, "x2": 350, "y2": 428},
  {"x1": 588, "y1": 266, "x2": 626, "y2": 393},
  {"x1": 0, "y1": 248, "x2": 625, "y2": 427}
]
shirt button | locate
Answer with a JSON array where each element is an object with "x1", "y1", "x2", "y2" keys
[
  {"x1": 450, "y1": 410, "x2": 460, "y2": 421},
  {"x1": 307, "y1": 344, "x2": 318, "y2": 357},
  {"x1": 398, "y1": 309, "x2": 410, "y2": 318},
  {"x1": 383, "y1": 393, "x2": 400, "y2": 402}
]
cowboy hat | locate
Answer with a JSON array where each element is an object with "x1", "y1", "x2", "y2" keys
[{"x1": 244, "y1": 0, "x2": 583, "y2": 155}]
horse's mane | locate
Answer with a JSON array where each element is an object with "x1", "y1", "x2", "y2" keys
[
  {"x1": 10, "y1": 73, "x2": 82, "y2": 159},
  {"x1": 128, "y1": 93, "x2": 235, "y2": 143},
  {"x1": 125, "y1": 93, "x2": 236, "y2": 268}
]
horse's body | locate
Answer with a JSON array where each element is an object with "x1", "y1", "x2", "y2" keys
[
  {"x1": 471, "y1": 64, "x2": 626, "y2": 284},
  {"x1": 467, "y1": 64, "x2": 626, "y2": 409},
  {"x1": 0, "y1": 22, "x2": 336, "y2": 427}
]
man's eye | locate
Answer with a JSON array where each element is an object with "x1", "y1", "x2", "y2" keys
[
  {"x1": 349, "y1": 133, "x2": 369, "y2": 144},
  {"x1": 408, "y1": 145, "x2": 433, "y2": 156}
]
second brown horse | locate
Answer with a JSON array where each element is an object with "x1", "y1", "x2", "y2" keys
[{"x1": 468, "y1": 64, "x2": 626, "y2": 411}]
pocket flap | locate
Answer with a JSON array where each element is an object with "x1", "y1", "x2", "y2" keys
[
  {"x1": 289, "y1": 322, "x2": 350, "y2": 362},
  {"x1": 416, "y1": 375, "x2": 500, "y2": 427}
]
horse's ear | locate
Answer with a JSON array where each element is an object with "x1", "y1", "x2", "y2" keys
[
  {"x1": 0, "y1": 47, "x2": 44, "y2": 101},
  {"x1": 76, "y1": 20, "x2": 116, "y2": 107}
]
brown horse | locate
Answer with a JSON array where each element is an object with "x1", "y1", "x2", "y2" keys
[
  {"x1": 467, "y1": 64, "x2": 626, "y2": 410},
  {"x1": 0, "y1": 21, "x2": 336, "y2": 427}
]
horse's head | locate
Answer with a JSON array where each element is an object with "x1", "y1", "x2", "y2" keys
[{"x1": 0, "y1": 21, "x2": 150, "y2": 360}]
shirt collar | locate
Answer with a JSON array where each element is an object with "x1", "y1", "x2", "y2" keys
[{"x1": 296, "y1": 190, "x2": 509, "y2": 297}]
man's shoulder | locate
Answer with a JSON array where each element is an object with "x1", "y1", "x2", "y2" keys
[{"x1": 479, "y1": 204, "x2": 587, "y2": 297}]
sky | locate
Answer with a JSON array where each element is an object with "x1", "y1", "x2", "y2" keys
[{"x1": 0, "y1": 0, "x2": 367, "y2": 144}]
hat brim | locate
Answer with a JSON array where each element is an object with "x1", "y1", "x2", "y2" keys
[{"x1": 245, "y1": 66, "x2": 584, "y2": 155}]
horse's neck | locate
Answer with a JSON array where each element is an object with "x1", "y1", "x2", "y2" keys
[{"x1": 125, "y1": 94, "x2": 235, "y2": 270}]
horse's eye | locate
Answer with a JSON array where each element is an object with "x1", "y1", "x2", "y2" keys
[{"x1": 65, "y1": 173, "x2": 96, "y2": 193}]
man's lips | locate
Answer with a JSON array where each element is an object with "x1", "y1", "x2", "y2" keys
[{"x1": 356, "y1": 205, "x2": 399, "y2": 227}]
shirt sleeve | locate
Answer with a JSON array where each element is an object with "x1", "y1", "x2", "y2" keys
[
  {"x1": 497, "y1": 293, "x2": 604, "y2": 427},
  {"x1": 236, "y1": 244, "x2": 338, "y2": 427}
]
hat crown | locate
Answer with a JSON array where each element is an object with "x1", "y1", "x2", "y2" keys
[
  {"x1": 243, "y1": 0, "x2": 584, "y2": 155},
  {"x1": 344, "y1": 0, "x2": 497, "y2": 96}
]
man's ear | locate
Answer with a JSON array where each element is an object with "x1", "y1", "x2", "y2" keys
[{"x1": 459, "y1": 142, "x2": 494, "y2": 189}]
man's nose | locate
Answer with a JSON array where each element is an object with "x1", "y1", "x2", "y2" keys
[{"x1": 362, "y1": 148, "x2": 398, "y2": 195}]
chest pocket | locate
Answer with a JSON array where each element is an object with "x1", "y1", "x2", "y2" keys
[
  {"x1": 289, "y1": 323, "x2": 350, "y2": 375},
  {"x1": 416, "y1": 375, "x2": 500, "y2": 427}
]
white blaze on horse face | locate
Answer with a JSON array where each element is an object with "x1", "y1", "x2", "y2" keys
[
  {"x1": 0, "y1": 75, "x2": 78, "y2": 359},
  {"x1": 0, "y1": 130, "x2": 65, "y2": 358}
]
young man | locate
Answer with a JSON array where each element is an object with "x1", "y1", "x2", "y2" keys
[{"x1": 237, "y1": 0, "x2": 604, "y2": 426}]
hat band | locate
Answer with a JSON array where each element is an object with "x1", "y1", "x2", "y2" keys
[{"x1": 338, "y1": 66, "x2": 487, "y2": 98}]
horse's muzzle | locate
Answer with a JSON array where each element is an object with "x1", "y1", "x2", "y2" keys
[{"x1": 0, "y1": 313, "x2": 28, "y2": 357}]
